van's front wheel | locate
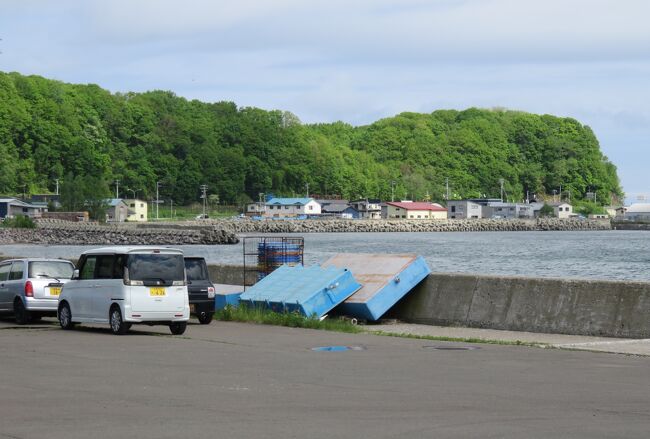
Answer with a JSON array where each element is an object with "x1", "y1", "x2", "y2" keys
[
  {"x1": 169, "y1": 322, "x2": 187, "y2": 335},
  {"x1": 110, "y1": 307, "x2": 129, "y2": 335}
]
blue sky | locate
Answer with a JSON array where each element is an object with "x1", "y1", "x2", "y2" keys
[{"x1": 1, "y1": 0, "x2": 648, "y2": 202}]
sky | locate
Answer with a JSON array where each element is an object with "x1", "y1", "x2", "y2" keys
[{"x1": 0, "y1": 0, "x2": 649, "y2": 202}]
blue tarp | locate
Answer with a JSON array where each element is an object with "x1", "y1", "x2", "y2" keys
[{"x1": 239, "y1": 265, "x2": 361, "y2": 318}]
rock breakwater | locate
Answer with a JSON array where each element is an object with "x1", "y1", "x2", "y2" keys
[
  {"x1": 0, "y1": 220, "x2": 239, "y2": 245},
  {"x1": 212, "y1": 217, "x2": 612, "y2": 234}
]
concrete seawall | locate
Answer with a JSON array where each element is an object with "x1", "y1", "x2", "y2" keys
[{"x1": 209, "y1": 265, "x2": 650, "y2": 338}]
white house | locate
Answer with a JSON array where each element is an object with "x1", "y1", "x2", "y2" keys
[
  {"x1": 550, "y1": 202, "x2": 573, "y2": 219},
  {"x1": 264, "y1": 198, "x2": 321, "y2": 217},
  {"x1": 382, "y1": 201, "x2": 447, "y2": 220},
  {"x1": 447, "y1": 200, "x2": 483, "y2": 219},
  {"x1": 0, "y1": 198, "x2": 43, "y2": 219},
  {"x1": 124, "y1": 199, "x2": 148, "y2": 222}
]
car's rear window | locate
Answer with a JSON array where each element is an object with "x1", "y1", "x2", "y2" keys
[
  {"x1": 184, "y1": 258, "x2": 209, "y2": 281},
  {"x1": 28, "y1": 261, "x2": 74, "y2": 280},
  {"x1": 127, "y1": 253, "x2": 185, "y2": 282}
]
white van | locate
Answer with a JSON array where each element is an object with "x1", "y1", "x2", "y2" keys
[{"x1": 57, "y1": 247, "x2": 190, "y2": 335}]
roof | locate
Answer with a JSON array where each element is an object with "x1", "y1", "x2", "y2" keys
[
  {"x1": 266, "y1": 197, "x2": 315, "y2": 206},
  {"x1": 0, "y1": 198, "x2": 38, "y2": 208},
  {"x1": 322, "y1": 204, "x2": 358, "y2": 213},
  {"x1": 386, "y1": 201, "x2": 447, "y2": 212},
  {"x1": 106, "y1": 199, "x2": 128, "y2": 207},
  {"x1": 81, "y1": 246, "x2": 183, "y2": 255},
  {"x1": 548, "y1": 202, "x2": 572, "y2": 207},
  {"x1": 625, "y1": 203, "x2": 650, "y2": 213}
]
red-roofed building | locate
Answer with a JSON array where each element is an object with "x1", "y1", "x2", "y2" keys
[{"x1": 382, "y1": 201, "x2": 447, "y2": 220}]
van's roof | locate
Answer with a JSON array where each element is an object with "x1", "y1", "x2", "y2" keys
[
  {"x1": 0, "y1": 258, "x2": 75, "y2": 263},
  {"x1": 81, "y1": 246, "x2": 184, "y2": 255}
]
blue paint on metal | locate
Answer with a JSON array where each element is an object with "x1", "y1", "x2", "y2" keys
[
  {"x1": 215, "y1": 292, "x2": 242, "y2": 310},
  {"x1": 324, "y1": 254, "x2": 431, "y2": 321},
  {"x1": 311, "y1": 346, "x2": 365, "y2": 352},
  {"x1": 239, "y1": 264, "x2": 361, "y2": 318}
]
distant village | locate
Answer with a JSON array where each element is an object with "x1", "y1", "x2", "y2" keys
[{"x1": 2, "y1": 193, "x2": 648, "y2": 223}]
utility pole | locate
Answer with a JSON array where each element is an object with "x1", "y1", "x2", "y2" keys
[
  {"x1": 258, "y1": 192, "x2": 264, "y2": 215},
  {"x1": 305, "y1": 183, "x2": 309, "y2": 198},
  {"x1": 445, "y1": 177, "x2": 450, "y2": 201},
  {"x1": 114, "y1": 180, "x2": 120, "y2": 199},
  {"x1": 156, "y1": 181, "x2": 162, "y2": 220},
  {"x1": 391, "y1": 180, "x2": 396, "y2": 202},
  {"x1": 499, "y1": 178, "x2": 504, "y2": 202},
  {"x1": 559, "y1": 184, "x2": 562, "y2": 202},
  {"x1": 200, "y1": 184, "x2": 208, "y2": 217},
  {"x1": 55, "y1": 179, "x2": 59, "y2": 195}
]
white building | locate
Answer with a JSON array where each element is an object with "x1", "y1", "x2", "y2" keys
[
  {"x1": 264, "y1": 198, "x2": 321, "y2": 217},
  {"x1": 447, "y1": 200, "x2": 483, "y2": 219},
  {"x1": 382, "y1": 201, "x2": 447, "y2": 220},
  {"x1": 124, "y1": 199, "x2": 148, "y2": 222},
  {"x1": 624, "y1": 203, "x2": 650, "y2": 221},
  {"x1": 549, "y1": 202, "x2": 573, "y2": 219}
]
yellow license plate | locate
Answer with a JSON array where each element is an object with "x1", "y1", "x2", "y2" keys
[
  {"x1": 50, "y1": 287, "x2": 61, "y2": 296},
  {"x1": 150, "y1": 287, "x2": 166, "y2": 296}
]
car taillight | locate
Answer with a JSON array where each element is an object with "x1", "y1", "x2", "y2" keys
[
  {"x1": 25, "y1": 281, "x2": 34, "y2": 297},
  {"x1": 207, "y1": 286, "x2": 215, "y2": 299}
]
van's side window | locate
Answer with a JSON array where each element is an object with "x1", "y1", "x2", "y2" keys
[
  {"x1": 80, "y1": 256, "x2": 97, "y2": 280},
  {"x1": 113, "y1": 255, "x2": 125, "y2": 279},
  {"x1": 95, "y1": 255, "x2": 114, "y2": 279},
  {"x1": 0, "y1": 263, "x2": 11, "y2": 281},
  {"x1": 9, "y1": 262, "x2": 24, "y2": 280}
]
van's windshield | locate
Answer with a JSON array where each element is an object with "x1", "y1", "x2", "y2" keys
[
  {"x1": 28, "y1": 261, "x2": 74, "y2": 280},
  {"x1": 127, "y1": 253, "x2": 185, "y2": 282}
]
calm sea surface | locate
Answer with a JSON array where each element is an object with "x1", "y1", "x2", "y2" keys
[{"x1": 2, "y1": 230, "x2": 649, "y2": 282}]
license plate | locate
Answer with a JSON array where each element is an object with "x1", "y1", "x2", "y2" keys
[
  {"x1": 190, "y1": 304, "x2": 196, "y2": 313},
  {"x1": 50, "y1": 287, "x2": 61, "y2": 296},
  {"x1": 150, "y1": 287, "x2": 166, "y2": 296}
]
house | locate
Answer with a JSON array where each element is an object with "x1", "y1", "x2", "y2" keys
[
  {"x1": 549, "y1": 202, "x2": 573, "y2": 219},
  {"x1": 245, "y1": 202, "x2": 266, "y2": 217},
  {"x1": 624, "y1": 203, "x2": 650, "y2": 221},
  {"x1": 484, "y1": 202, "x2": 535, "y2": 219},
  {"x1": 382, "y1": 201, "x2": 447, "y2": 220},
  {"x1": 349, "y1": 199, "x2": 382, "y2": 219},
  {"x1": 31, "y1": 194, "x2": 61, "y2": 209},
  {"x1": 447, "y1": 200, "x2": 483, "y2": 219},
  {"x1": 105, "y1": 199, "x2": 132, "y2": 222},
  {"x1": 124, "y1": 199, "x2": 148, "y2": 222},
  {"x1": 321, "y1": 203, "x2": 360, "y2": 219},
  {"x1": 0, "y1": 198, "x2": 44, "y2": 219},
  {"x1": 264, "y1": 198, "x2": 321, "y2": 217}
]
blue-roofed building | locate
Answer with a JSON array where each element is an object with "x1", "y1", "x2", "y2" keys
[{"x1": 265, "y1": 197, "x2": 321, "y2": 217}]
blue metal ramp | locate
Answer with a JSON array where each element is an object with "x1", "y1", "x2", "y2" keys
[
  {"x1": 322, "y1": 254, "x2": 431, "y2": 321},
  {"x1": 214, "y1": 284, "x2": 244, "y2": 310},
  {"x1": 239, "y1": 265, "x2": 361, "y2": 318}
]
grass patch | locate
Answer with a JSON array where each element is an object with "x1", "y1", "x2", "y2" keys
[
  {"x1": 367, "y1": 330, "x2": 546, "y2": 347},
  {"x1": 215, "y1": 304, "x2": 361, "y2": 333}
]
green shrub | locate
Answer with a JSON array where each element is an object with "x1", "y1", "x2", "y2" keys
[{"x1": 1, "y1": 215, "x2": 36, "y2": 228}]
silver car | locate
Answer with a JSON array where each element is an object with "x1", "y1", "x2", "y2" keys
[{"x1": 0, "y1": 259, "x2": 75, "y2": 324}]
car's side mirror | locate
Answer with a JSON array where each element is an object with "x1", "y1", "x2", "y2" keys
[{"x1": 71, "y1": 269, "x2": 80, "y2": 280}]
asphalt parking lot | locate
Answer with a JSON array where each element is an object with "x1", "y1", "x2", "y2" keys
[{"x1": 1, "y1": 317, "x2": 649, "y2": 439}]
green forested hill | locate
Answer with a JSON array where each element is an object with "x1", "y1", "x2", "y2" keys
[{"x1": 0, "y1": 71, "x2": 621, "y2": 205}]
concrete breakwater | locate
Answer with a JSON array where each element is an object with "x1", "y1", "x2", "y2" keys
[
  {"x1": 213, "y1": 217, "x2": 611, "y2": 234},
  {"x1": 208, "y1": 265, "x2": 649, "y2": 339},
  {"x1": 0, "y1": 221, "x2": 239, "y2": 245}
]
